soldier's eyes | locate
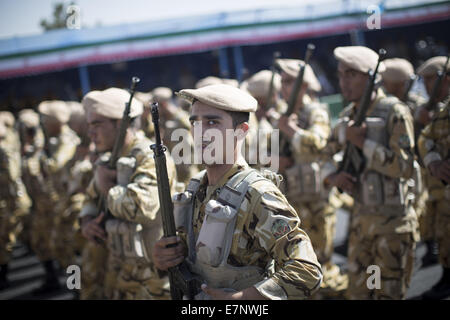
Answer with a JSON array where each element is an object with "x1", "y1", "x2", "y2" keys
[{"x1": 207, "y1": 120, "x2": 218, "y2": 125}]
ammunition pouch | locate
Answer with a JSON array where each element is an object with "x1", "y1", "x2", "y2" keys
[{"x1": 105, "y1": 218, "x2": 157, "y2": 262}]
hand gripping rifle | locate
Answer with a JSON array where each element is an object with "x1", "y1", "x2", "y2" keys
[
  {"x1": 95, "y1": 76, "x2": 140, "y2": 240},
  {"x1": 424, "y1": 54, "x2": 450, "y2": 112},
  {"x1": 150, "y1": 103, "x2": 201, "y2": 300},
  {"x1": 278, "y1": 43, "x2": 315, "y2": 156},
  {"x1": 337, "y1": 49, "x2": 387, "y2": 181}
]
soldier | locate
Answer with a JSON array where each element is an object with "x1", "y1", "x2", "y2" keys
[
  {"x1": 80, "y1": 87, "x2": 177, "y2": 299},
  {"x1": 325, "y1": 46, "x2": 419, "y2": 299},
  {"x1": 381, "y1": 58, "x2": 426, "y2": 111},
  {"x1": 275, "y1": 58, "x2": 348, "y2": 298},
  {"x1": 30, "y1": 100, "x2": 79, "y2": 295},
  {"x1": 0, "y1": 113, "x2": 31, "y2": 290},
  {"x1": 415, "y1": 56, "x2": 450, "y2": 268},
  {"x1": 51, "y1": 102, "x2": 90, "y2": 272},
  {"x1": 151, "y1": 86, "x2": 198, "y2": 186},
  {"x1": 382, "y1": 58, "x2": 428, "y2": 264},
  {"x1": 417, "y1": 58, "x2": 450, "y2": 299},
  {"x1": 152, "y1": 84, "x2": 323, "y2": 300}
]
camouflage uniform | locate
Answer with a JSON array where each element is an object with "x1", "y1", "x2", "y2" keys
[
  {"x1": 0, "y1": 122, "x2": 31, "y2": 267},
  {"x1": 280, "y1": 97, "x2": 348, "y2": 298},
  {"x1": 81, "y1": 134, "x2": 177, "y2": 299},
  {"x1": 175, "y1": 158, "x2": 323, "y2": 299},
  {"x1": 330, "y1": 88, "x2": 419, "y2": 299},
  {"x1": 29, "y1": 124, "x2": 79, "y2": 263},
  {"x1": 418, "y1": 99, "x2": 450, "y2": 269},
  {"x1": 51, "y1": 157, "x2": 91, "y2": 269}
]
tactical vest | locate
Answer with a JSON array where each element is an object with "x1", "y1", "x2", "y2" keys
[
  {"x1": 173, "y1": 168, "x2": 276, "y2": 299},
  {"x1": 105, "y1": 143, "x2": 163, "y2": 263},
  {"x1": 284, "y1": 102, "x2": 331, "y2": 202},
  {"x1": 355, "y1": 96, "x2": 412, "y2": 215}
]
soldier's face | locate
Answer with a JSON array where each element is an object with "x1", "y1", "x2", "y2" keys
[
  {"x1": 337, "y1": 62, "x2": 369, "y2": 102},
  {"x1": 190, "y1": 101, "x2": 247, "y2": 166},
  {"x1": 87, "y1": 111, "x2": 119, "y2": 153}
]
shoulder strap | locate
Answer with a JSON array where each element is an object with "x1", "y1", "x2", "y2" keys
[{"x1": 186, "y1": 169, "x2": 207, "y2": 195}]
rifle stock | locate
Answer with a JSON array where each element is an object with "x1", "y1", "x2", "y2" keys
[{"x1": 150, "y1": 103, "x2": 201, "y2": 300}]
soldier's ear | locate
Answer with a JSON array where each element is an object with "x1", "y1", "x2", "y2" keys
[{"x1": 236, "y1": 122, "x2": 249, "y2": 135}]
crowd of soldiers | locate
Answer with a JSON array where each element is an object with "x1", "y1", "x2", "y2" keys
[{"x1": 0, "y1": 44, "x2": 449, "y2": 300}]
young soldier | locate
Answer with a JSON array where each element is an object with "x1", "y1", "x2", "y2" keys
[
  {"x1": 325, "y1": 46, "x2": 419, "y2": 299},
  {"x1": 152, "y1": 84, "x2": 322, "y2": 300},
  {"x1": 80, "y1": 87, "x2": 177, "y2": 299}
]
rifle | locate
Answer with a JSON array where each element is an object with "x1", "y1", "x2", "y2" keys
[
  {"x1": 337, "y1": 48, "x2": 387, "y2": 179},
  {"x1": 96, "y1": 76, "x2": 140, "y2": 238},
  {"x1": 424, "y1": 54, "x2": 450, "y2": 112},
  {"x1": 150, "y1": 103, "x2": 201, "y2": 300},
  {"x1": 278, "y1": 43, "x2": 315, "y2": 156},
  {"x1": 264, "y1": 51, "x2": 281, "y2": 111}
]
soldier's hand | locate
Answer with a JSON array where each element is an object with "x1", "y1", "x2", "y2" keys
[
  {"x1": 201, "y1": 284, "x2": 267, "y2": 300},
  {"x1": 325, "y1": 172, "x2": 356, "y2": 194},
  {"x1": 81, "y1": 213, "x2": 106, "y2": 243},
  {"x1": 278, "y1": 114, "x2": 299, "y2": 138},
  {"x1": 428, "y1": 159, "x2": 450, "y2": 184},
  {"x1": 152, "y1": 236, "x2": 185, "y2": 271},
  {"x1": 346, "y1": 121, "x2": 367, "y2": 149},
  {"x1": 95, "y1": 165, "x2": 117, "y2": 196}
]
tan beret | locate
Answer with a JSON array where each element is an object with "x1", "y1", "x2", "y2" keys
[
  {"x1": 417, "y1": 56, "x2": 450, "y2": 77},
  {"x1": 176, "y1": 84, "x2": 257, "y2": 112},
  {"x1": 0, "y1": 111, "x2": 15, "y2": 128},
  {"x1": 195, "y1": 76, "x2": 223, "y2": 88},
  {"x1": 18, "y1": 109, "x2": 40, "y2": 128},
  {"x1": 82, "y1": 87, "x2": 143, "y2": 120},
  {"x1": 244, "y1": 70, "x2": 281, "y2": 98},
  {"x1": 381, "y1": 58, "x2": 414, "y2": 83},
  {"x1": 151, "y1": 87, "x2": 173, "y2": 102},
  {"x1": 276, "y1": 59, "x2": 322, "y2": 92},
  {"x1": 38, "y1": 100, "x2": 70, "y2": 123},
  {"x1": 334, "y1": 46, "x2": 386, "y2": 74}
]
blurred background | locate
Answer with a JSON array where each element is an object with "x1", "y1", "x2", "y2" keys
[{"x1": 0, "y1": 0, "x2": 449, "y2": 116}]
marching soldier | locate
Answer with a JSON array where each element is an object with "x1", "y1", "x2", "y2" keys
[
  {"x1": 325, "y1": 46, "x2": 419, "y2": 299},
  {"x1": 80, "y1": 87, "x2": 177, "y2": 299},
  {"x1": 415, "y1": 56, "x2": 450, "y2": 268},
  {"x1": 0, "y1": 113, "x2": 31, "y2": 290},
  {"x1": 275, "y1": 58, "x2": 348, "y2": 298},
  {"x1": 382, "y1": 58, "x2": 428, "y2": 261},
  {"x1": 152, "y1": 84, "x2": 323, "y2": 300},
  {"x1": 29, "y1": 100, "x2": 79, "y2": 294},
  {"x1": 417, "y1": 57, "x2": 450, "y2": 299}
]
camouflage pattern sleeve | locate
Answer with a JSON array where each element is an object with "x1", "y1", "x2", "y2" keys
[
  {"x1": 362, "y1": 103, "x2": 415, "y2": 179},
  {"x1": 243, "y1": 180, "x2": 323, "y2": 299},
  {"x1": 418, "y1": 104, "x2": 450, "y2": 168},
  {"x1": 107, "y1": 144, "x2": 177, "y2": 226},
  {"x1": 291, "y1": 106, "x2": 330, "y2": 155}
]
